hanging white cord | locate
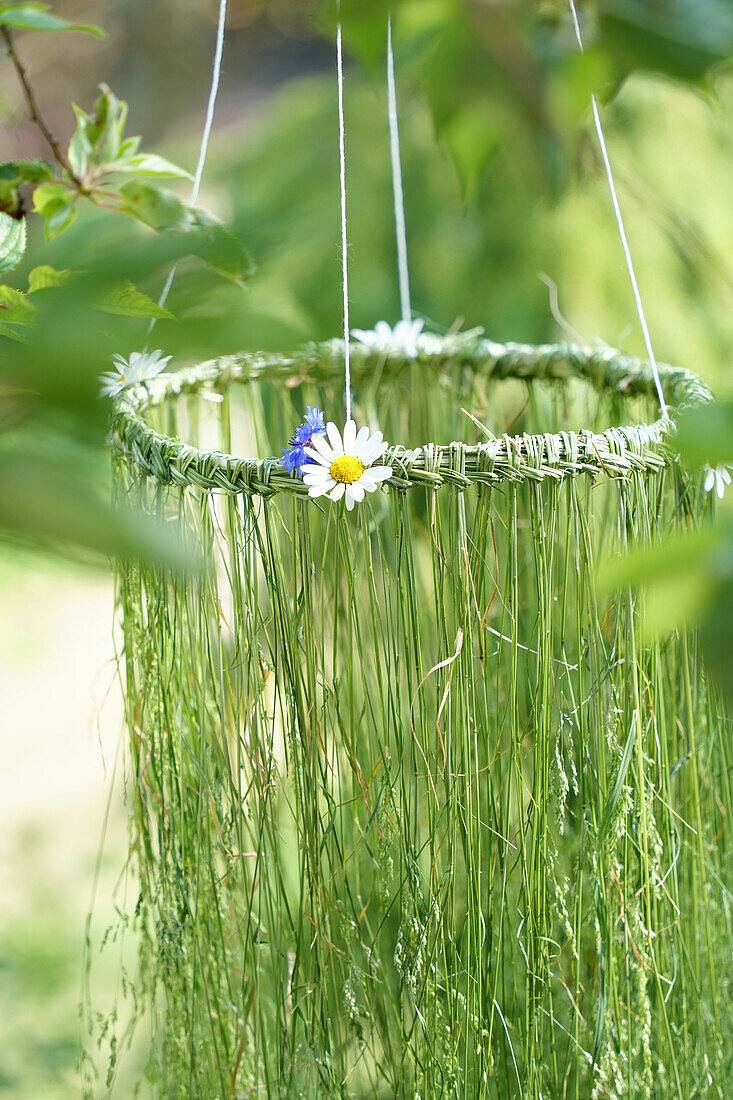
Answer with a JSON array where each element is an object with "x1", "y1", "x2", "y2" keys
[
  {"x1": 568, "y1": 0, "x2": 668, "y2": 419},
  {"x1": 149, "y1": 0, "x2": 228, "y2": 329},
  {"x1": 336, "y1": 7, "x2": 352, "y2": 421},
  {"x1": 387, "y1": 13, "x2": 411, "y2": 325}
]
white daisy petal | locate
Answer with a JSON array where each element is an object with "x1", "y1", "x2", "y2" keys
[
  {"x1": 308, "y1": 480, "x2": 336, "y2": 498},
  {"x1": 353, "y1": 425, "x2": 371, "y2": 459},
  {"x1": 302, "y1": 472, "x2": 332, "y2": 488},
  {"x1": 351, "y1": 328, "x2": 379, "y2": 348},
  {"x1": 301, "y1": 462, "x2": 329, "y2": 476},
  {"x1": 344, "y1": 491, "x2": 355, "y2": 511},
  {"x1": 360, "y1": 434, "x2": 385, "y2": 465},
  {"x1": 326, "y1": 421, "x2": 344, "y2": 456},
  {"x1": 348, "y1": 482, "x2": 365, "y2": 503},
  {"x1": 359, "y1": 474, "x2": 380, "y2": 492},
  {"x1": 369, "y1": 442, "x2": 389, "y2": 465},
  {"x1": 308, "y1": 435, "x2": 336, "y2": 462},
  {"x1": 393, "y1": 319, "x2": 424, "y2": 359},
  {"x1": 349, "y1": 319, "x2": 432, "y2": 359},
  {"x1": 364, "y1": 465, "x2": 393, "y2": 483},
  {"x1": 303, "y1": 448, "x2": 332, "y2": 470},
  {"x1": 704, "y1": 463, "x2": 732, "y2": 499},
  {"x1": 343, "y1": 419, "x2": 357, "y2": 452},
  {"x1": 330, "y1": 482, "x2": 346, "y2": 501},
  {"x1": 101, "y1": 348, "x2": 172, "y2": 398}
]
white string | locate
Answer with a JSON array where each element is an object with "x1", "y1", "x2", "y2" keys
[
  {"x1": 149, "y1": 0, "x2": 228, "y2": 330},
  {"x1": 336, "y1": 8, "x2": 352, "y2": 422},
  {"x1": 387, "y1": 13, "x2": 411, "y2": 325},
  {"x1": 568, "y1": 0, "x2": 668, "y2": 419}
]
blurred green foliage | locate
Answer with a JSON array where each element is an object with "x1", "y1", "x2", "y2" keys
[
  {"x1": 0, "y1": 9, "x2": 253, "y2": 563},
  {"x1": 0, "y1": 2, "x2": 102, "y2": 37},
  {"x1": 602, "y1": 403, "x2": 733, "y2": 703}
]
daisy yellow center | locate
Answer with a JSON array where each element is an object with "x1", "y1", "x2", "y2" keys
[{"x1": 330, "y1": 454, "x2": 364, "y2": 484}]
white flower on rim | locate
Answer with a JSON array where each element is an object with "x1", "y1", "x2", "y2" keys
[
  {"x1": 99, "y1": 349, "x2": 172, "y2": 398},
  {"x1": 704, "y1": 463, "x2": 732, "y2": 500},
  {"x1": 351, "y1": 318, "x2": 424, "y2": 360},
  {"x1": 301, "y1": 420, "x2": 393, "y2": 510}
]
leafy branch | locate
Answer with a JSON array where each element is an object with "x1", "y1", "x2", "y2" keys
[
  {"x1": 0, "y1": 1, "x2": 253, "y2": 561},
  {"x1": 0, "y1": 24, "x2": 78, "y2": 181},
  {"x1": 0, "y1": 79, "x2": 252, "y2": 284}
]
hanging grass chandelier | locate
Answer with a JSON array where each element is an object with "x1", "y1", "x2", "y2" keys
[{"x1": 110, "y1": 334, "x2": 731, "y2": 1099}]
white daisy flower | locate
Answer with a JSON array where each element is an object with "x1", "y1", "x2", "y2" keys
[
  {"x1": 704, "y1": 463, "x2": 732, "y2": 500},
  {"x1": 301, "y1": 420, "x2": 393, "y2": 510},
  {"x1": 351, "y1": 318, "x2": 424, "y2": 360},
  {"x1": 99, "y1": 349, "x2": 172, "y2": 398}
]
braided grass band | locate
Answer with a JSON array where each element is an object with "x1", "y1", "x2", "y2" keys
[{"x1": 111, "y1": 335, "x2": 712, "y2": 497}]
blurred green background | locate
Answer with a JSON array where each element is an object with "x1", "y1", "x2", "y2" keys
[{"x1": 2, "y1": 0, "x2": 733, "y2": 1095}]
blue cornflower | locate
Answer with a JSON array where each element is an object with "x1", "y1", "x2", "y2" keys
[
  {"x1": 281, "y1": 443, "x2": 307, "y2": 474},
  {"x1": 294, "y1": 406, "x2": 326, "y2": 444},
  {"x1": 282, "y1": 406, "x2": 326, "y2": 476}
]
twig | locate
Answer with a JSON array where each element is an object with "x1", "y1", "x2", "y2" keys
[{"x1": 1, "y1": 25, "x2": 79, "y2": 182}]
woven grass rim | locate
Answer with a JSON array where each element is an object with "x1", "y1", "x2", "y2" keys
[{"x1": 111, "y1": 336, "x2": 712, "y2": 497}]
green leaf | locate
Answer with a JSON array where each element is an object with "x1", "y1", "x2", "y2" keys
[
  {"x1": 45, "y1": 203, "x2": 76, "y2": 238},
  {"x1": 117, "y1": 136, "x2": 141, "y2": 160},
  {"x1": 100, "y1": 281, "x2": 174, "y2": 319},
  {"x1": 598, "y1": 0, "x2": 733, "y2": 84},
  {"x1": 675, "y1": 403, "x2": 733, "y2": 468},
  {"x1": 68, "y1": 86, "x2": 128, "y2": 176},
  {"x1": 547, "y1": 48, "x2": 611, "y2": 133},
  {"x1": 115, "y1": 153, "x2": 193, "y2": 180},
  {"x1": 0, "y1": 3, "x2": 102, "y2": 35},
  {"x1": 318, "y1": 0, "x2": 393, "y2": 68},
  {"x1": 416, "y1": 6, "x2": 568, "y2": 200},
  {"x1": 0, "y1": 283, "x2": 35, "y2": 324},
  {"x1": 68, "y1": 107, "x2": 94, "y2": 178},
  {"x1": 0, "y1": 160, "x2": 55, "y2": 217},
  {"x1": 32, "y1": 181, "x2": 76, "y2": 239},
  {"x1": 598, "y1": 523, "x2": 733, "y2": 699},
  {"x1": 440, "y1": 101, "x2": 500, "y2": 202},
  {"x1": 0, "y1": 158, "x2": 55, "y2": 184},
  {"x1": 181, "y1": 208, "x2": 255, "y2": 285},
  {"x1": 87, "y1": 85, "x2": 128, "y2": 165},
  {"x1": 598, "y1": 526, "x2": 721, "y2": 596},
  {"x1": 0, "y1": 321, "x2": 27, "y2": 342},
  {"x1": 118, "y1": 180, "x2": 186, "y2": 230},
  {"x1": 32, "y1": 181, "x2": 69, "y2": 216},
  {"x1": 0, "y1": 180, "x2": 21, "y2": 218},
  {"x1": 699, "y1": 566, "x2": 733, "y2": 705},
  {"x1": 0, "y1": 211, "x2": 26, "y2": 273},
  {"x1": 27, "y1": 265, "x2": 74, "y2": 291},
  {"x1": 117, "y1": 183, "x2": 254, "y2": 284},
  {"x1": 597, "y1": 525, "x2": 723, "y2": 638},
  {"x1": 0, "y1": 445, "x2": 197, "y2": 568}
]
